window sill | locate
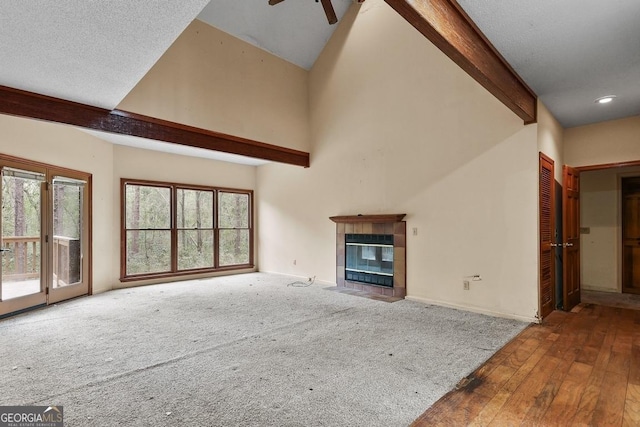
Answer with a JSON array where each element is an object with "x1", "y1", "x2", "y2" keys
[{"x1": 119, "y1": 264, "x2": 255, "y2": 283}]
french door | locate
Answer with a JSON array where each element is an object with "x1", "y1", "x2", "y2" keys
[{"x1": 0, "y1": 156, "x2": 91, "y2": 317}]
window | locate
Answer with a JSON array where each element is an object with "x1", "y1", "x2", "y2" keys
[
  {"x1": 177, "y1": 189, "x2": 214, "y2": 270},
  {"x1": 121, "y1": 179, "x2": 252, "y2": 281},
  {"x1": 218, "y1": 192, "x2": 251, "y2": 266}
]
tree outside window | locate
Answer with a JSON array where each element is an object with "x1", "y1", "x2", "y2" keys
[{"x1": 122, "y1": 180, "x2": 252, "y2": 280}]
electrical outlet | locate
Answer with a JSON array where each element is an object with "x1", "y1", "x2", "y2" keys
[{"x1": 463, "y1": 280, "x2": 470, "y2": 290}]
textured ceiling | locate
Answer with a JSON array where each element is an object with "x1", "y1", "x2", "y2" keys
[
  {"x1": 197, "y1": 0, "x2": 353, "y2": 70},
  {"x1": 2, "y1": 0, "x2": 637, "y2": 164},
  {"x1": 0, "y1": 0, "x2": 210, "y2": 109},
  {"x1": 457, "y1": 0, "x2": 640, "y2": 128}
]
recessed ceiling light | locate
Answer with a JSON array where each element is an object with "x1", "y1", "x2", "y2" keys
[{"x1": 595, "y1": 95, "x2": 616, "y2": 104}]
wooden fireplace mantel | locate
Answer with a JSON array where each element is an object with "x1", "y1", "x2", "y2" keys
[{"x1": 329, "y1": 214, "x2": 406, "y2": 224}]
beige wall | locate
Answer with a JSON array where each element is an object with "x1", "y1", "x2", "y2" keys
[
  {"x1": 537, "y1": 100, "x2": 564, "y2": 182},
  {"x1": 0, "y1": 115, "x2": 258, "y2": 294},
  {"x1": 0, "y1": 114, "x2": 115, "y2": 294},
  {"x1": 565, "y1": 116, "x2": 640, "y2": 167},
  {"x1": 257, "y1": 0, "x2": 539, "y2": 321},
  {"x1": 581, "y1": 166, "x2": 640, "y2": 292},
  {"x1": 564, "y1": 116, "x2": 640, "y2": 293},
  {"x1": 117, "y1": 19, "x2": 310, "y2": 153},
  {"x1": 113, "y1": 18, "x2": 308, "y2": 288}
]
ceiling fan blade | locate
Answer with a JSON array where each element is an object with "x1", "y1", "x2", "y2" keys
[
  {"x1": 268, "y1": 0, "x2": 285, "y2": 5},
  {"x1": 320, "y1": 0, "x2": 338, "y2": 25}
]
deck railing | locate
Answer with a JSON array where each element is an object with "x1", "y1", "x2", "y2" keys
[
  {"x1": 53, "y1": 236, "x2": 81, "y2": 286},
  {"x1": 2, "y1": 236, "x2": 80, "y2": 284},
  {"x1": 1, "y1": 236, "x2": 39, "y2": 281}
]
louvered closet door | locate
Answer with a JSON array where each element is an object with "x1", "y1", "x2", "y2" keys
[{"x1": 539, "y1": 154, "x2": 555, "y2": 319}]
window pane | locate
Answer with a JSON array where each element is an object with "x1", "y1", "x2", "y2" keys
[
  {"x1": 218, "y1": 192, "x2": 249, "y2": 228},
  {"x1": 53, "y1": 181, "x2": 83, "y2": 287},
  {"x1": 177, "y1": 189, "x2": 213, "y2": 229},
  {"x1": 219, "y1": 229, "x2": 249, "y2": 266},
  {"x1": 126, "y1": 230, "x2": 171, "y2": 275},
  {"x1": 53, "y1": 182, "x2": 82, "y2": 239},
  {"x1": 125, "y1": 184, "x2": 171, "y2": 229},
  {"x1": 178, "y1": 230, "x2": 214, "y2": 270}
]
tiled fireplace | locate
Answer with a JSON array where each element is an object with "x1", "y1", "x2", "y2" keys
[{"x1": 330, "y1": 214, "x2": 406, "y2": 298}]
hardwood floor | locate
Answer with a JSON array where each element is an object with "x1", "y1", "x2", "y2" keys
[{"x1": 412, "y1": 303, "x2": 640, "y2": 426}]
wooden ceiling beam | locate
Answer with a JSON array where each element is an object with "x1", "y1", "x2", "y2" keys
[
  {"x1": 320, "y1": 0, "x2": 338, "y2": 25},
  {"x1": 0, "y1": 85, "x2": 310, "y2": 167},
  {"x1": 385, "y1": 0, "x2": 537, "y2": 124}
]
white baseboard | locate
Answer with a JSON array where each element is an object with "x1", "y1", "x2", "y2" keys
[
  {"x1": 405, "y1": 295, "x2": 538, "y2": 323},
  {"x1": 581, "y1": 286, "x2": 619, "y2": 293}
]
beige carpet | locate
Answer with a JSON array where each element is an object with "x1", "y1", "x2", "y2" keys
[{"x1": 0, "y1": 273, "x2": 527, "y2": 427}]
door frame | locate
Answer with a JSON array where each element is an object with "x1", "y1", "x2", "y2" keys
[
  {"x1": 0, "y1": 153, "x2": 92, "y2": 317},
  {"x1": 573, "y1": 159, "x2": 640, "y2": 299}
]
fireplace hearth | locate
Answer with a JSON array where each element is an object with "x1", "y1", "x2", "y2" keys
[{"x1": 330, "y1": 214, "x2": 406, "y2": 298}]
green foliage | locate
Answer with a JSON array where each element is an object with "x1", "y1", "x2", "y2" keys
[
  {"x1": 219, "y1": 229, "x2": 250, "y2": 266},
  {"x1": 125, "y1": 185, "x2": 171, "y2": 229},
  {"x1": 2, "y1": 177, "x2": 41, "y2": 237},
  {"x1": 2, "y1": 177, "x2": 85, "y2": 280},
  {"x1": 178, "y1": 189, "x2": 213, "y2": 229},
  {"x1": 53, "y1": 182, "x2": 82, "y2": 238},
  {"x1": 126, "y1": 230, "x2": 171, "y2": 275},
  {"x1": 219, "y1": 192, "x2": 249, "y2": 228},
  {"x1": 2, "y1": 177, "x2": 42, "y2": 278}
]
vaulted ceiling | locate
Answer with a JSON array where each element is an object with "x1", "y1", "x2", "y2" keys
[{"x1": 0, "y1": 0, "x2": 638, "y2": 163}]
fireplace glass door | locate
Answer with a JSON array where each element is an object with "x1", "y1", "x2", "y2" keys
[{"x1": 345, "y1": 234, "x2": 394, "y2": 287}]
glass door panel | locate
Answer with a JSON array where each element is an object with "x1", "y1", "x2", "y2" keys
[
  {"x1": 48, "y1": 176, "x2": 89, "y2": 304},
  {"x1": 0, "y1": 168, "x2": 46, "y2": 315}
]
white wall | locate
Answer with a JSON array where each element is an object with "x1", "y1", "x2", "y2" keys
[
  {"x1": 0, "y1": 114, "x2": 115, "y2": 294},
  {"x1": 257, "y1": 0, "x2": 539, "y2": 321}
]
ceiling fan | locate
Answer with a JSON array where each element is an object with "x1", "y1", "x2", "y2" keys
[{"x1": 268, "y1": 0, "x2": 338, "y2": 25}]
